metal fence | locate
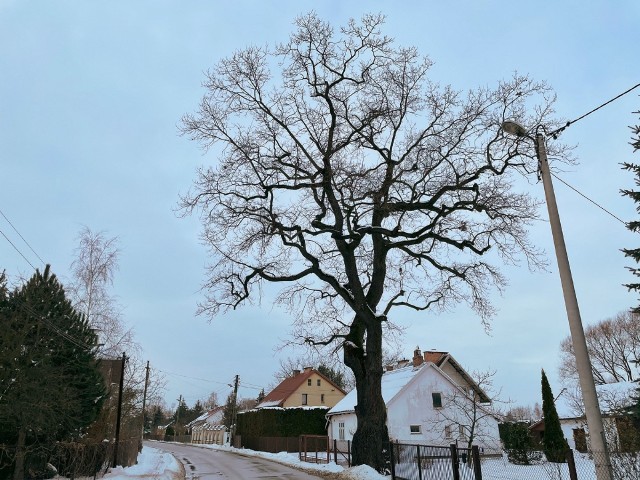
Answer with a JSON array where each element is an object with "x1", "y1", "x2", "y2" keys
[
  {"x1": 0, "y1": 437, "x2": 140, "y2": 479},
  {"x1": 390, "y1": 443, "x2": 483, "y2": 480}
]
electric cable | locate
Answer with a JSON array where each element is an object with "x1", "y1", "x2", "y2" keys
[
  {"x1": 550, "y1": 172, "x2": 627, "y2": 226},
  {"x1": 549, "y1": 82, "x2": 640, "y2": 138},
  {"x1": 0, "y1": 227, "x2": 36, "y2": 270},
  {"x1": 0, "y1": 208, "x2": 45, "y2": 265}
]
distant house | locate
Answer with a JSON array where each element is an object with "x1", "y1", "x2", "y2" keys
[
  {"x1": 256, "y1": 366, "x2": 346, "y2": 409},
  {"x1": 327, "y1": 347, "x2": 501, "y2": 449},
  {"x1": 187, "y1": 406, "x2": 227, "y2": 445},
  {"x1": 530, "y1": 381, "x2": 640, "y2": 452}
]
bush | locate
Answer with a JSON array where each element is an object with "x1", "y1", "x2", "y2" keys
[
  {"x1": 500, "y1": 422, "x2": 542, "y2": 465},
  {"x1": 236, "y1": 407, "x2": 328, "y2": 438}
]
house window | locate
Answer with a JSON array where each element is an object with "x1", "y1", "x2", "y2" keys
[
  {"x1": 459, "y1": 425, "x2": 467, "y2": 440},
  {"x1": 410, "y1": 425, "x2": 421, "y2": 434},
  {"x1": 308, "y1": 379, "x2": 312, "y2": 386},
  {"x1": 432, "y1": 392, "x2": 443, "y2": 408},
  {"x1": 317, "y1": 379, "x2": 321, "y2": 386},
  {"x1": 302, "y1": 394, "x2": 308, "y2": 405},
  {"x1": 339, "y1": 422, "x2": 345, "y2": 440},
  {"x1": 321, "y1": 394, "x2": 325, "y2": 404},
  {"x1": 444, "y1": 425, "x2": 452, "y2": 439}
]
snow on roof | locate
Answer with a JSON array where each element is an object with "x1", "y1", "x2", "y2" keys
[
  {"x1": 328, "y1": 363, "x2": 423, "y2": 415},
  {"x1": 555, "y1": 381, "x2": 637, "y2": 419}
]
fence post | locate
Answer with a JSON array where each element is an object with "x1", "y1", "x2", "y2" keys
[
  {"x1": 566, "y1": 449, "x2": 578, "y2": 480},
  {"x1": 471, "y1": 445, "x2": 482, "y2": 480},
  {"x1": 416, "y1": 445, "x2": 423, "y2": 480},
  {"x1": 347, "y1": 440, "x2": 351, "y2": 467},
  {"x1": 390, "y1": 441, "x2": 396, "y2": 479},
  {"x1": 450, "y1": 444, "x2": 460, "y2": 480},
  {"x1": 333, "y1": 439, "x2": 337, "y2": 465}
]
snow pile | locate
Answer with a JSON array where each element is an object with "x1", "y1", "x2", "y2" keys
[
  {"x1": 100, "y1": 446, "x2": 182, "y2": 480},
  {"x1": 339, "y1": 464, "x2": 387, "y2": 479}
]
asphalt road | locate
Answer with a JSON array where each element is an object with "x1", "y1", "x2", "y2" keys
[{"x1": 148, "y1": 441, "x2": 327, "y2": 480}]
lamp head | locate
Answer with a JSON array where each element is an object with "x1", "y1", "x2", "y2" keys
[{"x1": 501, "y1": 120, "x2": 528, "y2": 137}]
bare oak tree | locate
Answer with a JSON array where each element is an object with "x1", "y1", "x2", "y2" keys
[
  {"x1": 559, "y1": 310, "x2": 640, "y2": 385},
  {"x1": 180, "y1": 13, "x2": 565, "y2": 469}
]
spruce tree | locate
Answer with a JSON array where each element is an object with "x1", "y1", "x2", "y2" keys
[
  {"x1": 622, "y1": 110, "x2": 640, "y2": 422},
  {"x1": 622, "y1": 111, "x2": 640, "y2": 311},
  {"x1": 0, "y1": 265, "x2": 106, "y2": 479},
  {"x1": 541, "y1": 369, "x2": 569, "y2": 462}
]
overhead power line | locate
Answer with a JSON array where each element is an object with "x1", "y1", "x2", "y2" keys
[
  {"x1": 550, "y1": 172, "x2": 627, "y2": 226},
  {"x1": 0, "y1": 227, "x2": 36, "y2": 270},
  {"x1": 0, "y1": 208, "x2": 45, "y2": 266},
  {"x1": 550, "y1": 82, "x2": 640, "y2": 138}
]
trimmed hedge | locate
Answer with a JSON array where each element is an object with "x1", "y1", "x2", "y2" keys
[{"x1": 236, "y1": 408, "x2": 328, "y2": 438}]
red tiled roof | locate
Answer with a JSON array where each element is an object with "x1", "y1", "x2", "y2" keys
[
  {"x1": 423, "y1": 351, "x2": 447, "y2": 366},
  {"x1": 257, "y1": 368, "x2": 346, "y2": 408}
]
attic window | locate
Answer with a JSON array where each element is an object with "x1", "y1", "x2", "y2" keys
[
  {"x1": 410, "y1": 425, "x2": 421, "y2": 434},
  {"x1": 432, "y1": 392, "x2": 443, "y2": 408},
  {"x1": 317, "y1": 379, "x2": 321, "y2": 386},
  {"x1": 308, "y1": 379, "x2": 312, "y2": 386}
]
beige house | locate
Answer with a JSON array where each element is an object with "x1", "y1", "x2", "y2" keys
[{"x1": 256, "y1": 366, "x2": 346, "y2": 409}]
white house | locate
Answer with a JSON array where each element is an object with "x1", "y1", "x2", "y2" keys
[
  {"x1": 531, "y1": 381, "x2": 638, "y2": 452},
  {"x1": 327, "y1": 347, "x2": 501, "y2": 449},
  {"x1": 187, "y1": 406, "x2": 228, "y2": 445}
]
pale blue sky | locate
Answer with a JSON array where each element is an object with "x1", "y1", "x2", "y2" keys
[{"x1": 1, "y1": 1, "x2": 639, "y2": 409}]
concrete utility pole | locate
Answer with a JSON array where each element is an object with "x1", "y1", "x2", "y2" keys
[
  {"x1": 502, "y1": 120, "x2": 611, "y2": 480},
  {"x1": 534, "y1": 132, "x2": 612, "y2": 480}
]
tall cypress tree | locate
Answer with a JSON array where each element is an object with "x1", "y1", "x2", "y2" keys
[{"x1": 541, "y1": 369, "x2": 568, "y2": 462}]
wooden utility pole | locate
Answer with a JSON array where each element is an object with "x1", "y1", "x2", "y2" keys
[
  {"x1": 140, "y1": 361, "x2": 150, "y2": 438},
  {"x1": 176, "y1": 394, "x2": 183, "y2": 439},
  {"x1": 230, "y1": 375, "x2": 239, "y2": 446},
  {"x1": 112, "y1": 352, "x2": 127, "y2": 468}
]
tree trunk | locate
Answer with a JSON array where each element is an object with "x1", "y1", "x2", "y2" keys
[
  {"x1": 344, "y1": 319, "x2": 390, "y2": 472},
  {"x1": 13, "y1": 427, "x2": 26, "y2": 480}
]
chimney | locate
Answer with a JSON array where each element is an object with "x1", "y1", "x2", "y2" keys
[
  {"x1": 303, "y1": 366, "x2": 313, "y2": 372},
  {"x1": 292, "y1": 369, "x2": 300, "y2": 376},
  {"x1": 385, "y1": 365, "x2": 394, "y2": 372},
  {"x1": 412, "y1": 346, "x2": 423, "y2": 367}
]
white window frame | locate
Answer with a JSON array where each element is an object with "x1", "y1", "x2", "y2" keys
[{"x1": 410, "y1": 424, "x2": 421, "y2": 434}]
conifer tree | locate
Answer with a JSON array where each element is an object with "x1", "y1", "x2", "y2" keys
[
  {"x1": 0, "y1": 265, "x2": 105, "y2": 479},
  {"x1": 622, "y1": 111, "x2": 640, "y2": 312},
  {"x1": 541, "y1": 369, "x2": 568, "y2": 462}
]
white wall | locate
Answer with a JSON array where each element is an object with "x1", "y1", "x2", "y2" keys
[{"x1": 327, "y1": 366, "x2": 501, "y2": 449}]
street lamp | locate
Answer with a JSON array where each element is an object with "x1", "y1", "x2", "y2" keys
[{"x1": 501, "y1": 121, "x2": 612, "y2": 480}]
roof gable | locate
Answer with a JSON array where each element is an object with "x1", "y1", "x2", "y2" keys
[
  {"x1": 257, "y1": 368, "x2": 346, "y2": 408},
  {"x1": 328, "y1": 352, "x2": 493, "y2": 416}
]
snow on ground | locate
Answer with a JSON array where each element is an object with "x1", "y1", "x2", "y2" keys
[
  {"x1": 54, "y1": 441, "x2": 620, "y2": 480},
  {"x1": 150, "y1": 440, "x2": 387, "y2": 479},
  {"x1": 54, "y1": 446, "x2": 184, "y2": 480},
  {"x1": 52, "y1": 440, "x2": 386, "y2": 479}
]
